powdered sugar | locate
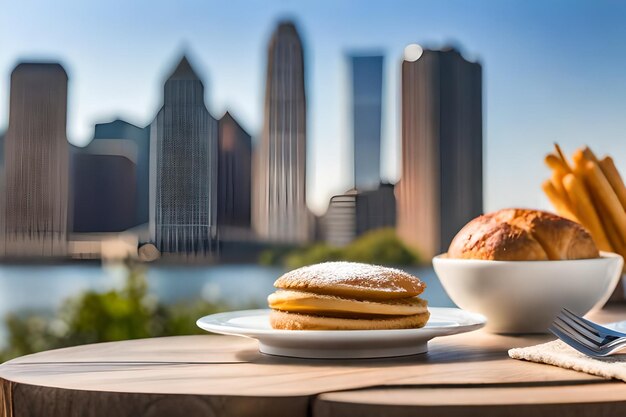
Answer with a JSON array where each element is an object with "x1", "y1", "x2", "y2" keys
[{"x1": 274, "y1": 261, "x2": 425, "y2": 295}]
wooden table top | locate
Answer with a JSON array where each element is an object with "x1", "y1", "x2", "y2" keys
[{"x1": 1, "y1": 306, "x2": 626, "y2": 417}]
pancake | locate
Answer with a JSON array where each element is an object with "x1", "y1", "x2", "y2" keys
[
  {"x1": 273, "y1": 262, "x2": 426, "y2": 300},
  {"x1": 268, "y1": 290, "x2": 428, "y2": 318},
  {"x1": 270, "y1": 310, "x2": 431, "y2": 330}
]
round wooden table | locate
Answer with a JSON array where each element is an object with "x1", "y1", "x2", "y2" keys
[{"x1": 1, "y1": 306, "x2": 626, "y2": 417}]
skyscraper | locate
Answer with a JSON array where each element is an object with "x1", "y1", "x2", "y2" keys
[
  {"x1": 397, "y1": 45, "x2": 483, "y2": 259},
  {"x1": 253, "y1": 21, "x2": 311, "y2": 243},
  {"x1": 149, "y1": 56, "x2": 218, "y2": 256},
  {"x1": 2, "y1": 63, "x2": 70, "y2": 257},
  {"x1": 349, "y1": 54, "x2": 384, "y2": 190},
  {"x1": 218, "y1": 112, "x2": 252, "y2": 230},
  {"x1": 320, "y1": 54, "x2": 392, "y2": 247}
]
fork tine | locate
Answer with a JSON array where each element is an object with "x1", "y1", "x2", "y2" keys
[
  {"x1": 549, "y1": 324, "x2": 600, "y2": 357},
  {"x1": 553, "y1": 320, "x2": 600, "y2": 348},
  {"x1": 554, "y1": 317, "x2": 604, "y2": 349},
  {"x1": 555, "y1": 314, "x2": 604, "y2": 345},
  {"x1": 562, "y1": 308, "x2": 626, "y2": 338},
  {"x1": 552, "y1": 322, "x2": 620, "y2": 357},
  {"x1": 561, "y1": 308, "x2": 601, "y2": 337}
]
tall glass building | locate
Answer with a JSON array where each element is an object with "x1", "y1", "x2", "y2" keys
[
  {"x1": 253, "y1": 21, "x2": 311, "y2": 243},
  {"x1": 349, "y1": 55, "x2": 384, "y2": 191},
  {"x1": 397, "y1": 45, "x2": 483, "y2": 259},
  {"x1": 2, "y1": 63, "x2": 70, "y2": 257},
  {"x1": 149, "y1": 56, "x2": 218, "y2": 256}
]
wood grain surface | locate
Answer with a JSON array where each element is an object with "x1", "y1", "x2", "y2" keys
[{"x1": 0, "y1": 306, "x2": 625, "y2": 417}]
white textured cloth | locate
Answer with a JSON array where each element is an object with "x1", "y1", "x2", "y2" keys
[{"x1": 509, "y1": 340, "x2": 626, "y2": 382}]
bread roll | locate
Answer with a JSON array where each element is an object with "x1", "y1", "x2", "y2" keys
[{"x1": 447, "y1": 209, "x2": 599, "y2": 261}]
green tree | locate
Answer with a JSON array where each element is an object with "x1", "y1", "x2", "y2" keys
[
  {"x1": 284, "y1": 228, "x2": 420, "y2": 268},
  {"x1": 343, "y1": 228, "x2": 420, "y2": 265}
]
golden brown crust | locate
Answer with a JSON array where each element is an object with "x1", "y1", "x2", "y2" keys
[
  {"x1": 268, "y1": 290, "x2": 428, "y2": 318},
  {"x1": 273, "y1": 262, "x2": 426, "y2": 300},
  {"x1": 448, "y1": 208, "x2": 599, "y2": 261},
  {"x1": 269, "y1": 310, "x2": 431, "y2": 330}
]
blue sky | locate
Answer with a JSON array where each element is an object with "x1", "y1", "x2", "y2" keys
[{"x1": 2, "y1": 0, "x2": 626, "y2": 214}]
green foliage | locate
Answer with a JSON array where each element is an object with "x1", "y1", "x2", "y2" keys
[
  {"x1": 258, "y1": 244, "x2": 300, "y2": 266},
  {"x1": 285, "y1": 228, "x2": 420, "y2": 269},
  {"x1": 284, "y1": 244, "x2": 342, "y2": 269},
  {"x1": 0, "y1": 260, "x2": 245, "y2": 363},
  {"x1": 57, "y1": 264, "x2": 156, "y2": 346},
  {"x1": 343, "y1": 228, "x2": 420, "y2": 265}
]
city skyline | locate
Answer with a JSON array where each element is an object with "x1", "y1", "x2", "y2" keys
[{"x1": 4, "y1": 1, "x2": 626, "y2": 215}]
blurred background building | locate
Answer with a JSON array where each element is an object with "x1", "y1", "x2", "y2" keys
[
  {"x1": 1, "y1": 63, "x2": 70, "y2": 258},
  {"x1": 321, "y1": 53, "x2": 396, "y2": 247},
  {"x1": 322, "y1": 183, "x2": 396, "y2": 248},
  {"x1": 72, "y1": 120, "x2": 149, "y2": 233},
  {"x1": 217, "y1": 112, "x2": 252, "y2": 237},
  {"x1": 253, "y1": 21, "x2": 312, "y2": 244},
  {"x1": 349, "y1": 54, "x2": 384, "y2": 191},
  {"x1": 322, "y1": 190, "x2": 357, "y2": 247},
  {"x1": 396, "y1": 45, "x2": 483, "y2": 259},
  {"x1": 149, "y1": 56, "x2": 219, "y2": 257},
  {"x1": 0, "y1": 131, "x2": 4, "y2": 255},
  {"x1": 356, "y1": 182, "x2": 396, "y2": 235}
]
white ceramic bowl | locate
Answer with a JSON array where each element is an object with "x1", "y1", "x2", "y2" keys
[{"x1": 432, "y1": 251, "x2": 623, "y2": 334}]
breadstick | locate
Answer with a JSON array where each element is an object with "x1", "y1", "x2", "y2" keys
[
  {"x1": 545, "y1": 154, "x2": 569, "y2": 174},
  {"x1": 583, "y1": 161, "x2": 626, "y2": 246},
  {"x1": 542, "y1": 180, "x2": 577, "y2": 222},
  {"x1": 550, "y1": 171, "x2": 569, "y2": 205},
  {"x1": 595, "y1": 196, "x2": 624, "y2": 254},
  {"x1": 571, "y1": 149, "x2": 587, "y2": 176},
  {"x1": 553, "y1": 143, "x2": 572, "y2": 172},
  {"x1": 582, "y1": 146, "x2": 600, "y2": 165},
  {"x1": 599, "y1": 156, "x2": 626, "y2": 211},
  {"x1": 562, "y1": 173, "x2": 612, "y2": 251}
]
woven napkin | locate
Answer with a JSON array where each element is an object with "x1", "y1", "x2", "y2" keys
[{"x1": 509, "y1": 339, "x2": 626, "y2": 382}]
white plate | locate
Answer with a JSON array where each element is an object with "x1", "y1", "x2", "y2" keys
[{"x1": 196, "y1": 308, "x2": 486, "y2": 359}]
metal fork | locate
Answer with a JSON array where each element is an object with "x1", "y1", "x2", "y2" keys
[{"x1": 548, "y1": 308, "x2": 626, "y2": 357}]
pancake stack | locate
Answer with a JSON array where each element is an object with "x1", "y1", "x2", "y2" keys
[{"x1": 268, "y1": 262, "x2": 429, "y2": 330}]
